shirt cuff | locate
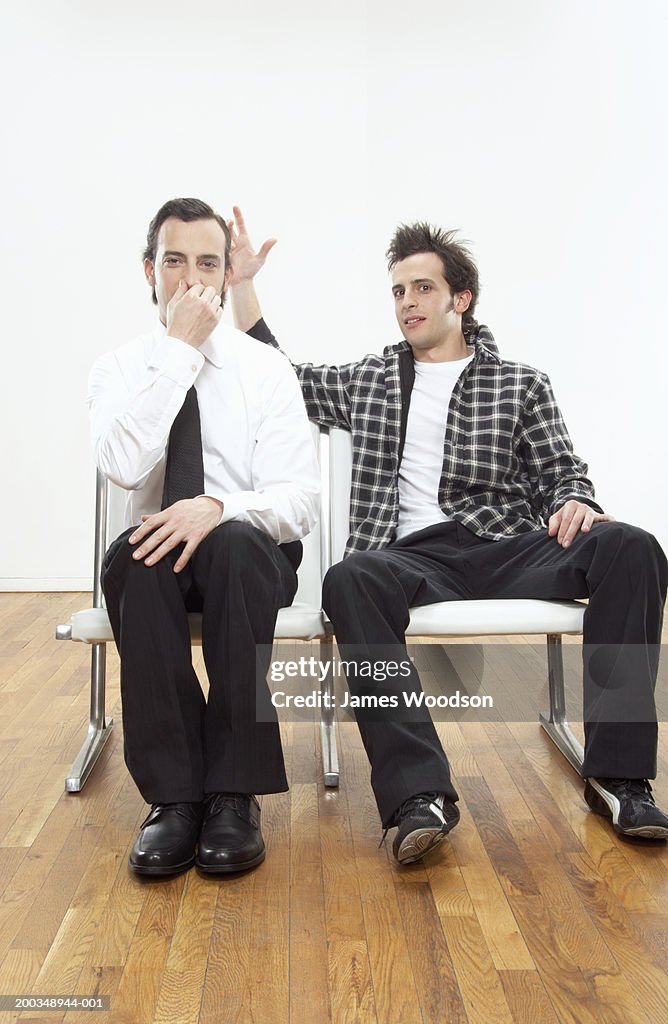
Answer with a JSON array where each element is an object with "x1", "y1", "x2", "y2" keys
[
  {"x1": 149, "y1": 334, "x2": 205, "y2": 387},
  {"x1": 216, "y1": 490, "x2": 274, "y2": 522}
]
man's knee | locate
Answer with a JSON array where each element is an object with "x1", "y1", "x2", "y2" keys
[
  {"x1": 197, "y1": 522, "x2": 289, "y2": 595},
  {"x1": 101, "y1": 526, "x2": 141, "y2": 590},
  {"x1": 596, "y1": 521, "x2": 664, "y2": 563},
  {"x1": 204, "y1": 521, "x2": 278, "y2": 562},
  {"x1": 323, "y1": 552, "x2": 384, "y2": 612}
]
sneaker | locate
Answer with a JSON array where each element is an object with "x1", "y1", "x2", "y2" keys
[
  {"x1": 391, "y1": 792, "x2": 460, "y2": 865},
  {"x1": 584, "y1": 778, "x2": 668, "y2": 839}
]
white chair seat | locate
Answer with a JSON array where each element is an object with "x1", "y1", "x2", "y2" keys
[
  {"x1": 405, "y1": 599, "x2": 585, "y2": 636},
  {"x1": 71, "y1": 603, "x2": 326, "y2": 645}
]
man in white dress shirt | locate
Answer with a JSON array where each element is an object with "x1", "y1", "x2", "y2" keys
[{"x1": 88, "y1": 198, "x2": 319, "y2": 876}]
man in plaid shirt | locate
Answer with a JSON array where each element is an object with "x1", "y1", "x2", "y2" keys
[{"x1": 230, "y1": 208, "x2": 668, "y2": 862}]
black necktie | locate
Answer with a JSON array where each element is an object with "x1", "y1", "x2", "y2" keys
[{"x1": 161, "y1": 386, "x2": 205, "y2": 509}]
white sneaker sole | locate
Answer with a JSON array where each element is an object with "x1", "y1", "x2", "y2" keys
[{"x1": 395, "y1": 828, "x2": 447, "y2": 865}]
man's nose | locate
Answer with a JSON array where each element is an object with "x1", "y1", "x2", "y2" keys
[
  {"x1": 402, "y1": 291, "x2": 416, "y2": 311},
  {"x1": 184, "y1": 263, "x2": 202, "y2": 288}
]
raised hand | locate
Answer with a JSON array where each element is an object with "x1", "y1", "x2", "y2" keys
[{"x1": 228, "y1": 206, "x2": 277, "y2": 283}]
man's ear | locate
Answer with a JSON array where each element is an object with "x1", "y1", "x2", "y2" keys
[
  {"x1": 222, "y1": 263, "x2": 234, "y2": 292},
  {"x1": 143, "y1": 258, "x2": 156, "y2": 288},
  {"x1": 454, "y1": 290, "x2": 472, "y2": 313}
]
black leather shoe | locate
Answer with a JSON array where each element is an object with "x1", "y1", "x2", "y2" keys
[
  {"x1": 196, "y1": 793, "x2": 265, "y2": 873},
  {"x1": 129, "y1": 802, "x2": 203, "y2": 875}
]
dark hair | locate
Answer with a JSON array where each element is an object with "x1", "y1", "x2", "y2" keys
[
  {"x1": 143, "y1": 197, "x2": 232, "y2": 304},
  {"x1": 386, "y1": 223, "x2": 480, "y2": 329}
]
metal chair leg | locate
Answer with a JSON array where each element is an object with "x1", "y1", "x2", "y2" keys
[
  {"x1": 539, "y1": 633, "x2": 584, "y2": 774},
  {"x1": 65, "y1": 643, "x2": 114, "y2": 792},
  {"x1": 319, "y1": 635, "x2": 339, "y2": 787}
]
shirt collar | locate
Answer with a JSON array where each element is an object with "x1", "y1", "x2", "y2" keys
[{"x1": 386, "y1": 323, "x2": 502, "y2": 365}]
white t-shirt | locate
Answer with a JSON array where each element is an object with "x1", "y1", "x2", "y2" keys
[{"x1": 395, "y1": 352, "x2": 474, "y2": 541}]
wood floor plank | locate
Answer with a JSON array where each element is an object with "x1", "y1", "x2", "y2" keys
[
  {"x1": 2, "y1": 823, "x2": 102, "y2": 958},
  {"x1": 498, "y1": 970, "x2": 560, "y2": 1023},
  {"x1": 581, "y1": 966, "x2": 653, "y2": 1024},
  {"x1": 152, "y1": 871, "x2": 219, "y2": 1024},
  {"x1": 360, "y1": 892, "x2": 423, "y2": 1024},
  {"x1": 328, "y1": 940, "x2": 377, "y2": 1024},
  {"x1": 453, "y1": 808, "x2": 535, "y2": 970},
  {"x1": 108, "y1": 874, "x2": 187, "y2": 1024},
  {"x1": 289, "y1": 783, "x2": 330, "y2": 1024},
  {"x1": 510, "y1": 823, "x2": 618, "y2": 972},
  {"x1": 199, "y1": 872, "x2": 256, "y2": 1024},
  {"x1": 242, "y1": 791, "x2": 290, "y2": 1024},
  {"x1": 393, "y1": 878, "x2": 468, "y2": 1024},
  {"x1": 320, "y1": 813, "x2": 366, "y2": 942},
  {"x1": 438, "y1": 912, "x2": 515, "y2": 1024},
  {"x1": 560, "y1": 850, "x2": 668, "y2": 1021}
]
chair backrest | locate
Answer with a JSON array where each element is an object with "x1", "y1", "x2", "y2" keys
[
  {"x1": 328, "y1": 428, "x2": 353, "y2": 565},
  {"x1": 98, "y1": 422, "x2": 324, "y2": 608}
]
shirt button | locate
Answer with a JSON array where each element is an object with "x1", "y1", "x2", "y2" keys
[{"x1": 191, "y1": 364, "x2": 198, "y2": 373}]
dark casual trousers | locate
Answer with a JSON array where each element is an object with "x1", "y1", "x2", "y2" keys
[
  {"x1": 102, "y1": 521, "x2": 300, "y2": 803},
  {"x1": 322, "y1": 520, "x2": 667, "y2": 827}
]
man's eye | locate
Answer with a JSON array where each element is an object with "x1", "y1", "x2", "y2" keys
[
  {"x1": 393, "y1": 291, "x2": 403, "y2": 299},
  {"x1": 419, "y1": 283, "x2": 431, "y2": 292},
  {"x1": 164, "y1": 258, "x2": 181, "y2": 266},
  {"x1": 201, "y1": 262, "x2": 217, "y2": 269}
]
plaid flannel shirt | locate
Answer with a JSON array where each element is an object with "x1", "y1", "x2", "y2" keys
[{"x1": 248, "y1": 319, "x2": 601, "y2": 555}]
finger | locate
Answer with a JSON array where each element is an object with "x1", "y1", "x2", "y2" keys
[
  {"x1": 579, "y1": 509, "x2": 597, "y2": 533},
  {"x1": 144, "y1": 532, "x2": 184, "y2": 566},
  {"x1": 185, "y1": 282, "x2": 205, "y2": 297},
  {"x1": 226, "y1": 218, "x2": 238, "y2": 241},
  {"x1": 556, "y1": 505, "x2": 577, "y2": 543},
  {"x1": 548, "y1": 511, "x2": 561, "y2": 536},
  {"x1": 173, "y1": 537, "x2": 198, "y2": 573},
  {"x1": 200, "y1": 284, "x2": 218, "y2": 304},
  {"x1": 129, "y1": 515, "x2": 164, "y2": 544},
  {"x1": 167, "y1": 279, "x2": 187, "y2": 307},
  {"x1": 258, "y1": 238, "x2": 277, "y2": 261},
  {"x1": 560, "y1": 508, "x2": 586, "y2": 547},
  {"x1": 585, "y1": 512, "x2": 616, "y2": 530},
  {"x1": 232, "y1": 205, "x2": 246, "y2": 232},
  {"x1": 133, "y1": 523, "x2": 174, "y2": 559}
]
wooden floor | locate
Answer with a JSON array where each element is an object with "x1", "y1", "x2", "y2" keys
[{"x1": 1, "y1": 593, "x2": 667, "y2": 1024}]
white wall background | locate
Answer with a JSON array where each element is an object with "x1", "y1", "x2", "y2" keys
[{"x1": 1, "y1": 0, "x2": 666, "y2": 589}]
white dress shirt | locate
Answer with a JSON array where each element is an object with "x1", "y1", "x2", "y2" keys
[{"x1": 88, "y1": 320, "x2": 320, "y2": 544}]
